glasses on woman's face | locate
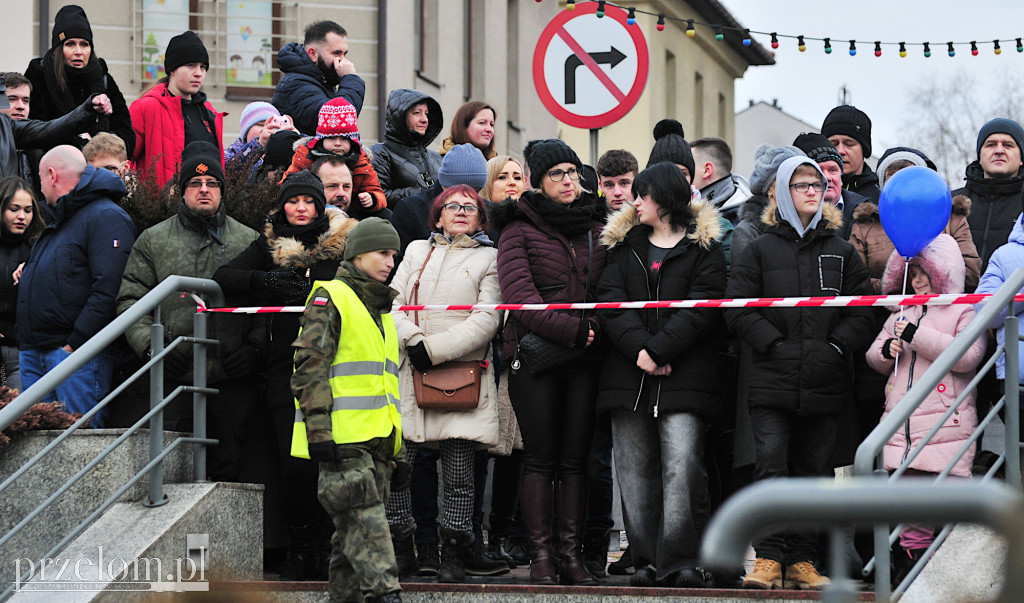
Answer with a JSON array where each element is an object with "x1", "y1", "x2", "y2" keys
[
  {"x1": 546, "y1": 167, "x2": 580, "y2": 182},
  {"x1": 789, "y1": 181, "x2": 826, "y2": 193},
  {"x1": 442, "y1": 203, "x2": 479, "y2": 215}
]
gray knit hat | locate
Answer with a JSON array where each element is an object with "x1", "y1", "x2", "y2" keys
[
  {"x1": 976, "y1": 118, "x2": 1024, "y2": 157},
  {"x1": 749, "y1": 144, "x2": 806, "y2": 195},
  {"x1": 343, "y1": 217, "x2": 400, "y2": 261},
  {"x1": 437, "y1": 143, "x2": 488, "y2": 189}
]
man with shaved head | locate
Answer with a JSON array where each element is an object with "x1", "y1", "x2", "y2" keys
[{"x1": 17, "y1": 145, "x2": 134, "y2": 427}]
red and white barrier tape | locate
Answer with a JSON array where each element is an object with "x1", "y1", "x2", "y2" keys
[{"x1": 193, "y1": 293, "x2": 1024, "y2": 314}]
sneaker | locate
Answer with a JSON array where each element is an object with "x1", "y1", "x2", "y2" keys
[
  {"x1": 785, "y1": 561, "x2": 830, "y2": 590},
  {"x1": 742, "y1": 558, "x2": 782, "y2": 589},
  {"x1": 416, "y1": 542, "x2": 440, "y2": 577},
  {"x1": 607, "y1": 547, "x2": 634, "y2": 575}
]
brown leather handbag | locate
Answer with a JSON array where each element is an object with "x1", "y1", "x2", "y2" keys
[{"x1": 409, "y1": 244, "x2": 486, "y2": 411}]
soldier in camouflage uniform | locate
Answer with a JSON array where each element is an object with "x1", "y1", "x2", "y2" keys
[{"x1": 291, "y1": 217, "x2": 408, "y2": 603}]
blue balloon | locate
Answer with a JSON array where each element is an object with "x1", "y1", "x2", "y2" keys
[{"x1": 879, "y1": 166, "x2": 952, "y2": 258}]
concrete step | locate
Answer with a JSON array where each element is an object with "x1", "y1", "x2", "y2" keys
[
  {"x1": 0, "y1": 429, "x2": 194, "y2": 576},
  {"x1": 901, "y1": 524, "x2": 1005, "y2": 602},
  {"x1": 9, "y1": 482, "x2": 262, "y2": 603},
  {"x1": 192, "y1": 580, "x2": 875, "y2": 602}
]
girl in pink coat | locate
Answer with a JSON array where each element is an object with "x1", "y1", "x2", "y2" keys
[{"x1": 866, "y1": 233, "x2": 985, "y2": 557}]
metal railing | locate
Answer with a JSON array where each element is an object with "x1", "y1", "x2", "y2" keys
[
  {"x1": 853, "y1": 267, "x2": 1024, "y2": 600},
  {"x1": 702, "y1": 479, "x2": 1024, "y2": 603},
  {"x1": 0, "y1": 276, "x2": 224, "y2": 601}
]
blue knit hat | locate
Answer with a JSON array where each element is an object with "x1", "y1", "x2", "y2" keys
[
  {"x1": 976, "y1": 118, "x2": 1024, "y2": 157},
  {"x1": 437, "y1": 143, "x2": 488, "y2": 189},
  {"x1": 239, "y1": 102, "x2": 280, "y2": 139}
]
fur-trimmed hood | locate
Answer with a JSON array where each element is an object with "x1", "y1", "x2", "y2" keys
[
  {"x1": 880, "y1": 233, "x2": 964, "y2": 295},
  {"x1": 761, "y1": 199, "x2": 843, "y2": 233},
  {"x1": 599, "y1": 198, "x2": 721, "y2": 250},
  {"x1": 853, "y1": 195, "x2": 971, "y2": 224},
  {"x1": 264, "y1": 206, "x2": 356, "y2": 269}
]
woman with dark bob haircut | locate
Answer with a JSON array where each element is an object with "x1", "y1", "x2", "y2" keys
[
  {"x1": 595, "y1": 160, "x2": 728, "y2": 588},
  {"x1": 385, "y1": 183, "x2": 503, "y2": 583}
]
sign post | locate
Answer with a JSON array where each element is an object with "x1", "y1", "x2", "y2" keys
[{"x1": 533, "y1": 3, "x2": 649, "y2": 165}]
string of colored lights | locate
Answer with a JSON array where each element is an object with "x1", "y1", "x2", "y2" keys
[{"x1": 552, "y1": 0, "x2": 1023, "y2": 57}]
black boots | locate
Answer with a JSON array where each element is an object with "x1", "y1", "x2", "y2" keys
[
  {"x1": 391, "y1": 532, "x2": 418, "y2": 580},
  {"x1": 557, "y1": 475, "x2": 596, "y2": 585},
  {"x1": 438, "y1": 528, "x2": 474, "y2": 583},
  {"x1": 584, "y1": 527, "x2": 610, "y2": 578},
  {"x1": 520, "y1": 473, "x2": 558, "y2": 584}
]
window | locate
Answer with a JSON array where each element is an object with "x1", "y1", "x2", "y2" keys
[
  {"x1": 665, "y1": 50, "x2": 676, "y2": 119},
  {"x1": 718, "y1": 92, "x2": 727, "y2": 137},
  {"x1": 693, "y1": 72, "x2": 704, "y2": 138},
  {"x1": 136, "y1": 0, "x2": 291, "y2": 99}
]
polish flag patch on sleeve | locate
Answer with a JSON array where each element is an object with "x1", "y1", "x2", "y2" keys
[
  {"x1": 312, "y1": 296, "x2": 329, "y2": 307},
  {"x1": 113, "y1": 239, "x2": 120, "y2": 248}
]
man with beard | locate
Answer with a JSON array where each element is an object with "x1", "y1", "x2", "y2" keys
[
  {"x1": 116, "y1": 141, "x2": 264, "y2": 481},
  {"x1": 272, "y1": 21, "x2": 365, "y2": 136}
]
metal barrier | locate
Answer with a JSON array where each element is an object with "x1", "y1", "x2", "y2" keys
[
  {"x1": 702, "y1": 479, "x2": 1024, "y2": 603},
  {"x1": 0, "y1": 276, "x2": 224, "y2": 601},
  {"x1": 853, "y1": 267, "x2": 1024, "y2": 600}
]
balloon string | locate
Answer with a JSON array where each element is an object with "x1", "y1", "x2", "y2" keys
[{"x1": 894, "y1": 258, "x2": 910, "y2": 379}]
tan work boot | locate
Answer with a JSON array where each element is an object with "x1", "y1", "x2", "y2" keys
[
  {"x1": 742, "y1": 558, "x2": 782, "y2": 589},
  {"x1": 785, "y1": 561, "x2": 831, "y2": 590}
]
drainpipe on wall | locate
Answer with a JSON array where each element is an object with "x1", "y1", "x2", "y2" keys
[
  {"x1": 39, "y1": 0, "x2": 49, "y2": 57},
  {"x1": 377, "y1": 0, "x2": 387, "y2": 142}
]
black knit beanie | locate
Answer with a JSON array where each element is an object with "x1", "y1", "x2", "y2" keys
[
  {"x1": 792, "y1": 132, "x2": 844, "y2": 167},
  {"x1": 821, "y1": 105, "x2": 872, "y2": 158},
  {"x1": 279, "y1": 170, "x2": 327, "y2": 216},
  {"x1": 264, "y1": 130, "x2": 301, "y2": 170},
  {"x1": 524, "y1": 139, "x2": 583, "y2": 188},
  {"x1": 646, "y1": 119, "x2": 695, "y2": 178},
  {"x1": 164, "y1": 31, "x2": 209, "y2": 75},
  {"x1": 51, "y1": 5, "x2": 93, "y2": 49},
  {"x1": 179, "y1": 141, "x2": 225, "y2": 192}
]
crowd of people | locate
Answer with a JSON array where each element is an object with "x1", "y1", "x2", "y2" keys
[{"x1": 3, "y1": 7, "x2": 1022, "y2": 603}]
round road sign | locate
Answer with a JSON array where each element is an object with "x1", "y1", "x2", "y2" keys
[{"x1": 532, "y1": 3, "x2": 649, "y2": 129}]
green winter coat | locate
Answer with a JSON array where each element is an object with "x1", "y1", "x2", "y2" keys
[{"x1": 116, "y1": 201, "x2": 262, "y2": 383}]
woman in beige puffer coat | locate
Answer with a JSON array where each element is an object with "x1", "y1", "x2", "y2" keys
[{"x1": 384, "y1": 184, "x2": 502, "y2": 583}]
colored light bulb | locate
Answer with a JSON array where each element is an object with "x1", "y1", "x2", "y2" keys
[
  {"x1": 824, "y1": 38, "x2": 832, "y2": 54},
  {"x1": 770, "y1": 32, "x2": 778, "y2": 49},
  {"x1": 798, "y1": 35, "x2": 806, "y2": 52},
  {"x1": 899, "y1": 42, "x2": 907, "y2": 57},
  {"x1": 657, "y1": 14, "x2": 665, "y2": 32}
]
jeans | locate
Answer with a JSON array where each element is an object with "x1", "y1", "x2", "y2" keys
[
  {"x1": 612, "y1": 409, "x2": 709, "y2": 579},
  {"x1": 749, "y1": 406, "x2": 838, "y2": 565},
  {"x1": 2, "y1": 345, "x2": 21, "y2": 391},
  {"x1": 508, "y1": 360, "x2": 598, "y2": 477},
  {"x1": 20, "y1": 347, "x2": 114, "y2": 428}
]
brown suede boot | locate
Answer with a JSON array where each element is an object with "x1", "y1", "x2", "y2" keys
[
  {"x1": 557, "y1": 475, "x2": 597, "y2": 585},
  {"x1": 520, "y1": 473, "x2": 558, "y2": 584}
]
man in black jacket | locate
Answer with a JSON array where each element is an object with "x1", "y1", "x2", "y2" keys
[
  {"x1": 272, "y1": 21, "x2": 365, "y2": 136},
  {"x1": 821, "y1": 105, "x2": 880, "y2": 202},
  {"x1": 952, "y1": 118, "x2": 1024, "y2": 272}
]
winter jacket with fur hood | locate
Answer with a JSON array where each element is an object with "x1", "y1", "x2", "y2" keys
[
  {"x1": 953, "y1": 160, "x2": 1024, "y2": 272},
  {"x1": 726, "y1": 201, "x2": 875, "y2": 415},
  {"x1": 391, "y1": 233, "x2": 501, "y2": 446},
  {"x1": 370, "y1": 89, "x2": 443, "y2": 208},
  {"x1": 975, "y1": 213, "x2": 1024, "y2": 381},
  {"x1": 867, "y1": 234, "x2": 984, "y2": 477},
  {"x1": 596, "y1": 201, "x2": 727, "y2": 419},
  {"x1": 851, "y1": 195, "x2": 981, "y2": 292},
  {"x1": 493, "y1": 190, "x2": 608, "y2": 362}
]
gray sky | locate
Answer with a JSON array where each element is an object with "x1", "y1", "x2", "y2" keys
[{"x1": 723, "y1": 0, "x2": 1021, "y2": 169}]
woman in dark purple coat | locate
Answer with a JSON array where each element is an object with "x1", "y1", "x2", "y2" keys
[{"x1": 492, "y1": 139, "x2": 607, "y2": 585}]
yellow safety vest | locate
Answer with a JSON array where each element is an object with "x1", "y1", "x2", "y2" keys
[{"x1": 291, "y1": 279, "x2": 402, "y2": 459}]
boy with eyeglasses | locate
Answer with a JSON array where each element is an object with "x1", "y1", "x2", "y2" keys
[{"x1": 725, "y1": 156, "x2": 874, "y2": 591}]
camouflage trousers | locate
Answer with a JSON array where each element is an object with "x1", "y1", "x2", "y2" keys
[{"x1": 317, "y1": 436, "x2": 400, "y2": 603}]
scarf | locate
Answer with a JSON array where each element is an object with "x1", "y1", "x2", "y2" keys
[
  {"x1": 177, "y1": 199, "x2": 226, "y2": 243},
  {"x1": 42, "y1": 51, "x2": 106, "y2": 117},
  {"x1": 269, "y1": 210, "x2": 330, "y2": 248},
  {"x1": 527, "y1": 193, "x2": 597, "y2": 239}
]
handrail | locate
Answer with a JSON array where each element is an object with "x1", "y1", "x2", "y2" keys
[
  {"x1": 854, "y1": 267, "x2": 1024, "y2": 481},
  {"x1": 0, "y1": 276, "x2": 224, "y2": 430},
  {"x1": 701, "y1": 479, "x2": 1024, "y2": 603}
]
